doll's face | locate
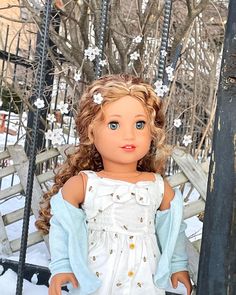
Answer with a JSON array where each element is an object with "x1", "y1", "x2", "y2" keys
[{"x1": 90, "y1": 95, "x2": 152, "y2": 170}]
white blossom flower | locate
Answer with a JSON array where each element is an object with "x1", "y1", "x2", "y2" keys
[
  {"x1": 155, "y1": 88, "x2": 164, "y2": 97},
  {"x1": 174, "y1": 118, "x2": 182, "y2": 128},
  {"x1": 59, "y1": 82, "x2": 66, "y2": 91},
  {"x1": 168, "y1": 72, "x2": 174, "y2": 81},
  {"x1": 84, "y1": 47, "x2": 93, "y2": 56},
  {"x1": 154, "y1": 80, "x2": 163, "y2": 88},
  {"x1": 45, "y1": 129, "x2": 54, "y2": 141},
  {"x1": 90, "y1": 54, "x2": 97, "y2": 61},
  {"x1": 154, "y1": 80, "x2": 169, "y2": 97},
  {"x1": 0, "y1": 99, "x2": 3, "y2": 107},
  {"x1": 183, "y1": 135, "x2": 192, "y2": 147},
  {"x1": 165, "y1": 66, "x2": 174, "y2": 74},
  {"x1": 162, "y1": 85, "x2": 169, "y2": 93},
  {"x1": 93, "y1": 47, "x2": 100, "y2": 55},
  {"x1": 133, "y1": 36, "x2": 142, "y2": 44},
  {"x1": 130, "y1": 51, "x2": 140, "y2": 61},
  {"x1": 58, "y1": 101, "x2": 69, "y2": 114},
  {"x1": 99, "y1": 59, "x2": 107, "y2": 67},
  {"x1": 84, "y1": 46, "x2": 100, "y2": 61},
  {"x1": 54, "y1": 128, "x2": 63, "y2": 135},
  {"x1": 34, "y1": 98, "x2": 45, "y2": 109},
  {"x1": 161, "y1": 49, "x2": 167, "y2": 57},
  {"x1": 165, "y1": 66, "x2": 175, "y2": 81},
  {"x1": 47, "y1": 113, "x2": 56, "y2": 123},
  {"x1": 45, "y1": 128, "x2": 64, "y2": 146},
  {"x1": 74, "y1": 72, "x2": 81, "y2": 82},
  {"x1": 141, "y1": 0, "x2": 149, "y2": 12},
  {"x1": 93, "y1": 93, "x2": 104, "y2": 104}
]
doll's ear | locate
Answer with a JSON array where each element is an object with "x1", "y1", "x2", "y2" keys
[{"x1": 88, "y1": 124, "x2": 94, "y2": 143}]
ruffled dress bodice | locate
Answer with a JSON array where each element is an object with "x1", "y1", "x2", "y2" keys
[{"x1": 81, "y1": 170, "x2": 165, "y2": 295}]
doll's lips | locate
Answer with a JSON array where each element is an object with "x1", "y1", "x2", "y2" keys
[{"x1": 121, "y1": 145, "x2": 136, "y2": 151}]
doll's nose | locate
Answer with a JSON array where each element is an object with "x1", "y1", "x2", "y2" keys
[{"x1": 122, "y1": 125, "x2": 135, "y2": 140}]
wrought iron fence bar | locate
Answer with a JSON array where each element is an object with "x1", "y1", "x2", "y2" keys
[
  {"x1": 157, "y1": 0, "x2": 173, "y2": 82},
  {"x1": 3, "y1": 104, "x2": 12, "y2": 151},
  {"x1": 12, "y1": 32, "x2": 21, "y2": 83},
  {"x1": 95, "y1": 0, "x2": 110, "y2": 79},
  {"x1": 16, "y1": 39, "x2": 33, "y2": 143},
  {"x1": 15, "y1": 0, "x2": 53, "y2": 294},
  {"x1": 0, "y1": 50, "x2": 33, "y2": 68},
  {"x1": 9, "y1": 32, "x2": 23, "y2": 188},
  {"x1": 0, "y1": 25, "x2": 10, "y2": 98},
  {"x1": 163, "y1": 43, "x2": 182, "y2": 87},
  {"x1": 0, "y1": 26, "x2": 10, "y2": 189},
  {"x1": 66, "y1": 115, "x2": 73, "y2": 144},
  {"x1": 25, "y1": 9, "x2": 60, "y2": 156}
]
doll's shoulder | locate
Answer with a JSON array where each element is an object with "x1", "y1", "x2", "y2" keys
[
  {"x1": 158, "y1": 178, "x2": 175, "y2": 211},
  {"x1": 61, "y1": 174, "x2": 85, "y2": 206}
]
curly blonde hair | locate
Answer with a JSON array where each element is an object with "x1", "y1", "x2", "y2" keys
[{"x1": 35, "y1": 74, "x2": 170, "y2": 234}]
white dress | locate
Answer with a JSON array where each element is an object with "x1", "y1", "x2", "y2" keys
[{"x1": 81, "y1": 170, "x2": 166, "y2": 295}]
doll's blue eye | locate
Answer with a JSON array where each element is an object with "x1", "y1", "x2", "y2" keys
[
  {"x1": 136, "y1": 121, "x2": 146, "y2": 129},
  {"x1": 108, "y1": 121, "x2": 119, "y2": 130}
]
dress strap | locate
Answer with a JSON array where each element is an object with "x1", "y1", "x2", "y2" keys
[
  {"x1": 154, "y1": 173, "x2": 165, "y2": 196},
  {"x1": 78, "y1": 171, "x2": 98, "y2": 194},
  {"x1": 79, "y1": 170, "x2": 98, "y2": 179}
]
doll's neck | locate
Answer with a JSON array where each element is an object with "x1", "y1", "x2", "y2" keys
[
  {"x1": 102, "y1": 162, "x2": 138, "y2": 175},
  {"x1": 99, "y1": 170, "x2": 142, "y2": 178}
]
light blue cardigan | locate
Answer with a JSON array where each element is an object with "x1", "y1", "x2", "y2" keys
[{"x1": 49, "y1": 189, "x2": 188, "y2": 294}]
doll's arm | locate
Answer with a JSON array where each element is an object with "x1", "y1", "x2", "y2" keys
[
  {"x1": 61, "y1": 174, "x2": 85, "y2": 206},
  {"x1": 158, "y1": 180, "x2": 189, "y2": 272},
  {"x1": 49, "y1": 175, "x2": 85, "y2": 275},
  {"x1": 159, "y1": 179, "x2": 175, "y2": 211},
  {"x1": 49, "y1": 214, "x2": 72, "y2": 276},
  {"x1": 170, "y1": 220, "x2": 189, "y2": 273},
  {"x1": 49, "y1": 215, "x2": 78, "y2": 295},
  {"x1": 154, "y1": 189, "x2": 190, "y2": 288},
  {"x1": 158, "y1": 185, "x2": 192, "y2": 294},
  {"x1": 170, "y1": 224, "x2": 192, "y2": 295},
  {"x1": 48, "y1": 185, "x2": 101, "y2": 294}
]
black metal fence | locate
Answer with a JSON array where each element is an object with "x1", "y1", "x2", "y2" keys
[
  {"x1": 0, "y1": 21, "x2": 81, "y2": 151},
  {"x1": 0, "y1": 23, "x2": 211, "y2": 176},
  {"x1": 0, "y1": 2, "x2": 219, "y2": 164}
]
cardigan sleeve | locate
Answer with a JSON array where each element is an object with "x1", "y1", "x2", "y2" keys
[
  {"x1": 49, "y1": 215, "x2": 73, "y2": 276},
  {"x1": 154, "y1": 189, "x2": 189, "y2": 288},
  {"x1": 48, "y1": 190, "x2": 101, "y2": 294},
  {"x1": 170, "y1": 221, "x2": 188, "y2": 274}
]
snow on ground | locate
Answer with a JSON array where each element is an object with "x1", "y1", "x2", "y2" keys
[
  {"x1": 0, "y1": 127, "x2": 202, "y2": 294},
  {"x1": 0, "y1": 269, "x2": 68, "y2": 295},
  {"x1": 183, "y1": 184, "x2": 203, "y2": 243}
]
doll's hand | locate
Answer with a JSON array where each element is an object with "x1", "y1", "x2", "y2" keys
[
  {"x1": 48, "y1": 273, "x2": 78, "y2": 295},
  {"x1": 171, "y1": 271, "x2": 192, "y2": 295}
]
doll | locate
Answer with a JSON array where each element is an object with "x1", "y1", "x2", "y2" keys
[{"x1": 36, "y1": 74, "x2": 192, "y2": 295}]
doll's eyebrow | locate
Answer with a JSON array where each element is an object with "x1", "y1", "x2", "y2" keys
[
  {"x1": 107, "y1": 114, "x2": 147, "y2": 118},
  {"x1": 135, "y1": 114, "x2": 147, "y2": 118},
  {"x1": 108, "y1": 114, "x2": 121, "y2": 118}
]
